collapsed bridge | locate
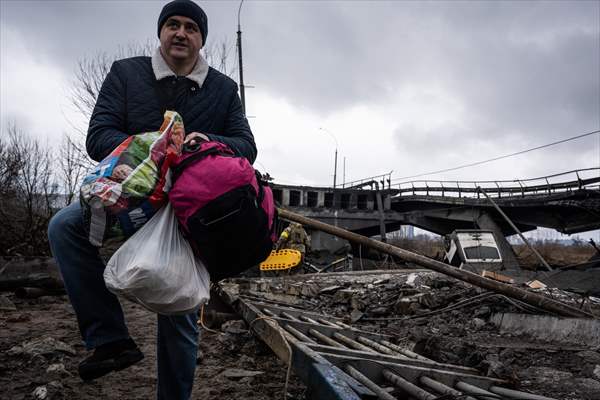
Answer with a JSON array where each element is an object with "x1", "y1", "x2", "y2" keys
[
  {"x1": 271, "y1": 168, "x2": 600, "y2": 265},
  {"x1": 272, "y1": 168, "x2": 600, "y2": 236}
]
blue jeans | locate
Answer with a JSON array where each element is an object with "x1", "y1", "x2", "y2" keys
[{"x1": 48, "y1": 202, "x2": 199, "y2": 400}]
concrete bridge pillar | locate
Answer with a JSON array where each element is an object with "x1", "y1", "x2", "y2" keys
[
  {"x1": 282, "y1": 189, "x2": 290, "y2": 207},
  {"x1": 476, "y1": 211, "x2": 520, "y2": 271},
  {"x1": 310, "y1": 230, "x2": 350, "y2": 254}
]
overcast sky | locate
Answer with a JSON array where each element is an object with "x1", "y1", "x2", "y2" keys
[{"x1": 1, "y1": 0, "x2": 599, "y2": 191}]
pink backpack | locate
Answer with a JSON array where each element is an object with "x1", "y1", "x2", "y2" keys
[{"x1": 168, "y1": 140, "x2": 277, "y2": 280}]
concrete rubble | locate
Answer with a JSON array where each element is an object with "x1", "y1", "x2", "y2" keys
[
  {"x1": 8, "y1": 336, "x2": 76, "y2": 358},
  {"x1": 217, "y1": 268, "x2": 600, "y2": 399}
]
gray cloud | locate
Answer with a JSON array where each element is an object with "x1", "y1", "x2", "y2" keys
[
  {"x1": 229, "y1": 1, "x2": 600, "y2": 178},
  {"x1": 1, "y1": 0, "x2": 598, "y2": 184}
]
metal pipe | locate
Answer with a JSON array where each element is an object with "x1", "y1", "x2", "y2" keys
[
  {"x1": 489, "y1": 385, "x2": 557, "y2": 400},
  {"x1": 299, "y1": 315, "x2": 320, "y2": 324},
  {"x1": 332, "y1": 320, "x2": 352, "y2": 329},
  {"x1": 378, "y1": 340, "x2": 480, "y2": 373},
  {"x1": 277, "y1": 208, "x2": 593, "y2": 318},
  {"x1": 356, "y1": 336, "x2": 402, "y2": 356},
  {"x1": 262, "y1": 308, "x2": 277, "y2": 317},
  {"x1": 379, "y1": 340, "x2": 432, "y2": 361},
  {"x1": 317, "y1": 318, "x2": 342, "y2": 328},
  {"x1": 345, "y1": 365, "x2": 397, "y2": 400},
  {"x1": 419, "y1": 376, "x2": 477, "y2": 400},
  {"x1": 280, "y1": 312, "x2": 299, "y2": 321},
  {"x1": 308, "y1": 329, "x2": 346, "y2": 348},
  {"x1": 382, "y1": 369, "x2": 437, "y2": 400},
  {"x1": 478, "y1": 187, "x2": 552, "y2": 271},
  {"x1": 455, "y1": 381, "x2": 501, "y2": 398},
  {"x1": 333, "y1": 332, "x2": 377, "y2": 353},
  {"x1": 283, "y1": 325, "x2": 317, "y2": 344}
]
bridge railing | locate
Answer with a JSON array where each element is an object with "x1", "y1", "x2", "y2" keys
[
  {"x1": 340, "y1": 172, "x2": 393, "y2": 190},
  {"x1": 393, "y1": 167, "x2": 600, "y2": 198}
]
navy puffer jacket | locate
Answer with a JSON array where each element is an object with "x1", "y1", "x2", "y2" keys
[{"x1": 86, "y1": 56, "x2": 256, "y2": 163}]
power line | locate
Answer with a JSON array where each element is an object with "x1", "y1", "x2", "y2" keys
[{"x1": 393, "y1": 129, "x2": 600, "y2": 182}]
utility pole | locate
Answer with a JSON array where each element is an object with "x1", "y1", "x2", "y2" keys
[
  {"x1": 342, "y1": 157, "x2": 346, "y2": 188},
  {"x1": 237, "y1": 0, "x2": 246, "y2": 114},
  {"x1": 319, "y1": 127, "x2": 338, "y2": 189},
  {"x1": 333, "y1": 148, "x2": 338, "y2": 189}
]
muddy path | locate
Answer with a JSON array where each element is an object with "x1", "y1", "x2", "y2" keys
[{"x1": 0, "y1": 293, "x2": 306, "y2": 400}]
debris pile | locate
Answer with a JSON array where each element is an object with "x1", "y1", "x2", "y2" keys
[{"x1": 220, "y1": 269, "x2": 600, "y2": 399}]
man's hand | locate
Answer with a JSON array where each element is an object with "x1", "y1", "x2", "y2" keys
[
  {"x1": 112, "y1": 164, "x2": 134, "y2": 182},
  {"x1": 184, "y1": 132, "x2": 209, "y2": 147}
]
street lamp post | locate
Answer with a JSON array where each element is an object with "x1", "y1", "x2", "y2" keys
[
  {"x1": 237, "y1": 0, "x2": 246, "y2": 115},
  {"x1": 319, "y1": 127, "x2": 338, "y2": 189},
  {"x1": 343, "y1": 156, "x2": 346, "y2": 188}
]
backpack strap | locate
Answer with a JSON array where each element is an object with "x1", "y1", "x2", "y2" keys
[
  {"x1": 171, "y1": 146, "x2": 229, "y2": 180},
  {"x1": 254, "y1": 170, "x2": 278, "y2": 240},
  {"x1": 255, "y1": 170, "x2": 266, "y2": 205}
]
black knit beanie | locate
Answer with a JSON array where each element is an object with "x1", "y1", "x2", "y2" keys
[{"x1": 157, "y1": 0, "x2": 208, "y2": 43}]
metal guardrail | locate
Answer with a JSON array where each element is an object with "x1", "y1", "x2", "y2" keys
[
  {"x1": 393, "y1": 168, "x2": 600, "y2": 198},
  {"x1": 341, "y1": 172, "x2": 393, "y2": 190}
]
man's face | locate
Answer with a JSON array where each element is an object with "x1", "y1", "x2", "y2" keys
[{"x1": 159, "y1": 15, "x2": 203, "y2": 64}]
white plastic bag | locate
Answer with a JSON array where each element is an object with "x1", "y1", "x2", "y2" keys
[{"x1": 104, "y1": 203, "x2": 210, "y2": 315}]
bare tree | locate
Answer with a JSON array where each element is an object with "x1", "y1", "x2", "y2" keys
[
  {"x1": 58, "y1": 135, "x2": 86, "y2": 206},
  {"x1": 203, "y1": 37, "x2": 237, "y2": 78},
  {"x1": 70, "y1": 40, "x2": 157, "y2": 123},
  {"x1": 0, "y1": 124, "x2": 57, "y2": 256},
  {"x1": 0, "y1": 127, "x2": 23, "y2": 198}
]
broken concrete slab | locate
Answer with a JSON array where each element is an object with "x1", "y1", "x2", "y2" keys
[
  {"x1": 8, "y1": 337, "x2": 76, "y2": 358},
  {"x1": 577, "y1": 350, "x2": 600, "y2": 364},
  {"x1": 527, "y1": 279, "x2": 548, "y2": 289},
  {"x1": 350, "y1": 309, "x2": 364, "y2": 323},
  {"x1": 31, "y1": 381, "x2": 62, "y2": 400},
  {"x1": 332, "y1": 289, "x2": 360, "y2": 304},
  {"x1": 220, "y1": 368, "x2": 265, "y2": 380},
  {"x1": 46, "y1": 363, "x2": 70, "y2": 378},
  {"x1": 216, "y1": 267, "x2": 600, "y2": 399},
  {"x1": 221, "y1": 320, "x2": 248, "y2": 334},
  {"x1": 0, "y1": 294, "x2": 16, "y2": 311},
  {"x1": 593, "y1": 365, "x2": 600, "y2": 380},
  {"x1": 481, "y1": 270, "x2": 515, "y2": 284},
  {"x1": 490, "y1": 313, "x2": 600, "y2": 347},
  {"x1": 319, "y1": 285, "x2": 343, "y2": 294},
  {"x1": 519, "y1": 366, "x2": 574, "y2": 382}
]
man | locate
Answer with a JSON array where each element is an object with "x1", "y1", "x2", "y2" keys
[
  {"x1": 276, "y1": 222, "x2": 311, "y2": 274},
  {"x1": 47, "y1": 1, "x2": 256, "y2": 399}
]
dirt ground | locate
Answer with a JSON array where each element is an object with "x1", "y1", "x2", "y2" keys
[
  {"x1": 0, "y1": 292, "x2": 307, "y2": 400},
  {"x1": 3, "y1": 260, "x2": 600, "y2": 400}
]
